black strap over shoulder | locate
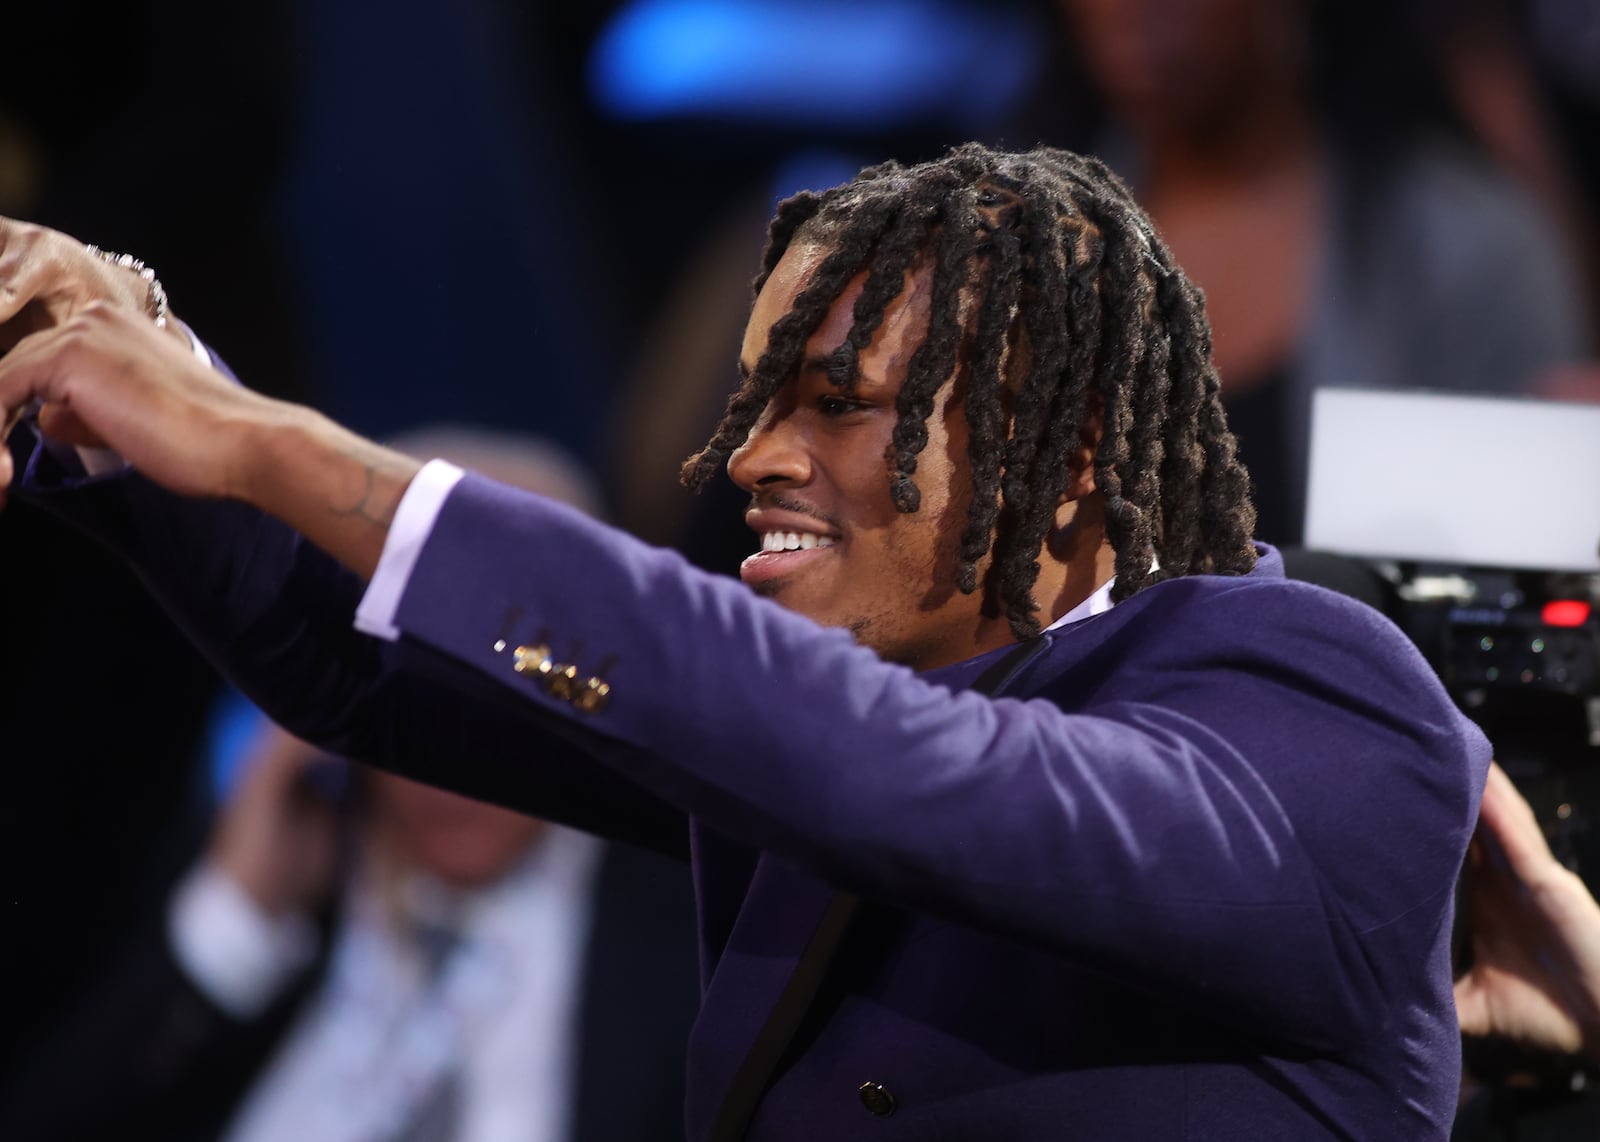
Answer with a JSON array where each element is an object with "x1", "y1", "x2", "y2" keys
[{"x1": 706, "y1": 634, "x2": 1048, "y2": 1141}]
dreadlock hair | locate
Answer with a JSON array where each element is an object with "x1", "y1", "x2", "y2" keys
[{"x1": 681, "y1": 143, "x2": 1257, "y2": 639}]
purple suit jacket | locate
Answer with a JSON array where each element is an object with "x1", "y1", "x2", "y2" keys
[{"x1": 24, "y1": 459, "x2": 1490, "y2": 1141}]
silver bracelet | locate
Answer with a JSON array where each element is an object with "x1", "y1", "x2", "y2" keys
[{"x1": 83, "y1": 245, "x2": 169, "y2": 328}]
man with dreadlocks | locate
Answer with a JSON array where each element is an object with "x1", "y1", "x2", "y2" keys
[{"x1": 1, "y1": 144, "x2": 1486, "y2": 1139}]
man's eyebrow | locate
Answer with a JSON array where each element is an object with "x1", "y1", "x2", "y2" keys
[
  {"x1": 806, "y1": 354, "x2": 860, "y2": 384},
  {"x1": 736, "y1": 354, "x2": 851, "y2": 381}
]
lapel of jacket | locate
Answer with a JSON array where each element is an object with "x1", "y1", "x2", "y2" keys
[
  {"x1": 694, "y1": 634, "x2": 1053, "y2": 1141},
  {"x1": 685, "y1": 851, "x2": 838, "y2": 1141}
]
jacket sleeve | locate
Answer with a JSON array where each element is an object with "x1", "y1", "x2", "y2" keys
[{"x1": 391, "y1": 472, "x2": 1491, "y2": 1046}]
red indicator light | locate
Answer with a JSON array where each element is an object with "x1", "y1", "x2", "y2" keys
[{"x1": 1542, "y1": 600, "x2": 1592, "y2": 628}]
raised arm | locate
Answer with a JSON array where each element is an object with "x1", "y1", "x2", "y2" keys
[
  {"x1": 0, "y1": 295, "x2": 415, "y2": 578},
  {"x1": 0, "y1": 221, "x2": 686, "y2": 857},
  {"x1": 380, "y1": 473, "x2": 1488, "y2": 1046}
]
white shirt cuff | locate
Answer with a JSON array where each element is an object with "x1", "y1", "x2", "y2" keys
[
  {"x1": 74, "y1": 444, "x2": 130, "y2": 477},
  {"x1": 167, "y1": 860, "x2": 319, "y2": 1019},
  {"x1": 72, "y1": 323, "x2": 213, "y2": 475},
  {"x1": 354, "y1": 458, "x2": 466, "y2": 641}
]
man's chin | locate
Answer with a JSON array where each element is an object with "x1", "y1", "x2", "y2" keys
[
  {"x1": 753, "y1": 585, "x2": 840, "y2": 631},
  {"x1": 752, "y1": 581, "x2": 822, "y2": 620}
]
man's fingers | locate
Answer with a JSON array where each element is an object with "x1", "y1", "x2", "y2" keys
[
  {"x1": 0, "y1": 298, "x2": 54, "y2": 356},
  {"x1": 0, "y1": 220, "x2": 145, "y2": 349},
  {"x1": 36, "y1": 402, "x2": 107, "y2": 449},
  {"x1": 0, "y1": 224, "x2": 59, "y2": 334},
  {"x1": 0, "y1": 306, "x2": 128, "y2": 448},
  {"x1": 1455, "y1": 975, "x2": 1488, "y2": 1034},
  {"x1": 1479, "y1": 762, "x2": 1558, "y2": 880},
  {"x1": 0, "y1": 315, "x2": 67, "y2": 416}
]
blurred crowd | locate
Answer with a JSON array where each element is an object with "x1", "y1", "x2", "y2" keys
[{"x1": 1, "y1": 0, "x2": 1597, "y2": 1138}]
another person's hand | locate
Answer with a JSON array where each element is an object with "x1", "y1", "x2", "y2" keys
[
  {"x1": 1455, "y1": 763, "x2": 1600, "y2": 1062},
  {"x1": 211, "y1": 723, "x2": 343, "y2": 917}
]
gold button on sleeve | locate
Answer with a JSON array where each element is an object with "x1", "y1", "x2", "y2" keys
[
  {"x1": 513, "y1": 644, "x2": 555, "y2": 680},
  {"x1": 548, "y1": 664, "x2": 582, "y2": 701},
  {"x1": 574, "y1": 678, "x2": 611, "y2": 713}
]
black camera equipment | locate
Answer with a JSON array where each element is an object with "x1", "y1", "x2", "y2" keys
[{"x1": 1305, "y1": 387, "x2": 1600, "y2": 861}]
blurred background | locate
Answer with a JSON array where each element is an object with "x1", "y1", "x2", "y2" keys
[{"x1": 0, "y1": 0, "x2": 1597, "y2": 1136}]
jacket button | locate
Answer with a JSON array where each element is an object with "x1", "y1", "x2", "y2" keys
[{"x1": 858, "y1": 1082, "x2": 896, "y2": 1117}]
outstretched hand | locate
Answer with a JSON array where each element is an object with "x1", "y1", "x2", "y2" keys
[
  {"x1": 1455, "y1": 763, "x2": 1600, "y2": 1062},
  {"x1": 0, "y1": 215, "x2": 280, "y2": 506},
  {"x1": 0, "y1": 298, "x2": 286, "y2": 507},
  {"x1": 0, "y1": 217, "x2": 185, "y2": 352},
  {"x1": 0, "y1": 215, "x2": 418, "y2": 579}
]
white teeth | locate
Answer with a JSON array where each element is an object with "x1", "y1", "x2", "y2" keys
[{"x1": 760, "y1": 531, "x2": 835, "y2": 552}]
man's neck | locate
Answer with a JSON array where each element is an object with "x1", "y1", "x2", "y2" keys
[{"x1": 1038, "y1": 495, "x2": 1117, "y2": 628}]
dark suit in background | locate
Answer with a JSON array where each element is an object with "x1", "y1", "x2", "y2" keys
[{"x1": 0, "y1": 837, "x2": 699, "y2": 1142}]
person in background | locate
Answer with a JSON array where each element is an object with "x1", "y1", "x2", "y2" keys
[{"x1": 1055, "y1": 0, "x2": 1591, "y2": 544}]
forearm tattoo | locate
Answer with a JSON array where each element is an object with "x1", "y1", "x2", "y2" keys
[{"x1": 328, "y1": 447, "x2": 409, "y2": 529}]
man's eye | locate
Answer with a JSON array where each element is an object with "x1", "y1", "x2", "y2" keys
[{"x1": 818, "y1": 395, "x2": 864, "y2": 418}]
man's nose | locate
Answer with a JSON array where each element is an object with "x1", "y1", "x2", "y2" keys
[{"x1": 727, "y1": 401, "x2": 810, "y2": 493}]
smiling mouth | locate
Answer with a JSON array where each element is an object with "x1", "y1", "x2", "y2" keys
[
  {"x1": 759, "y1": 530, "x2": 837, "y2": 552},
  {"x1": 740, "y1": 531, "x2": 839, "y2": 589}
]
